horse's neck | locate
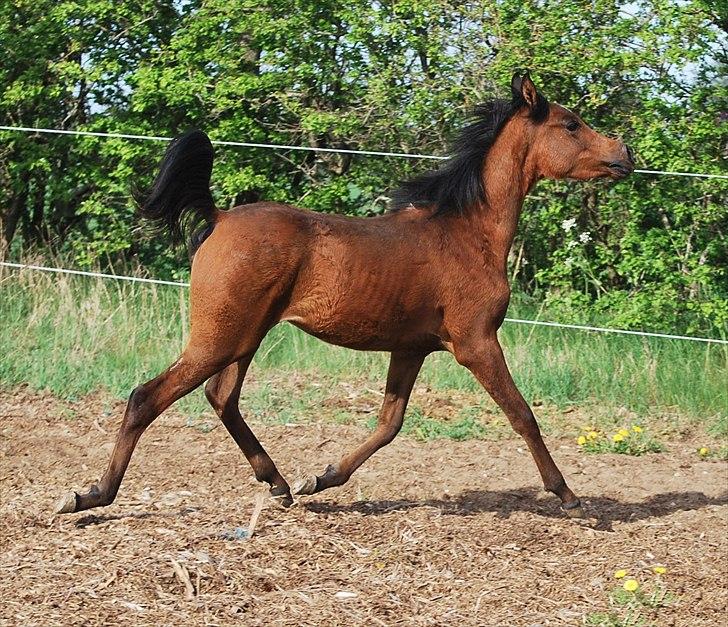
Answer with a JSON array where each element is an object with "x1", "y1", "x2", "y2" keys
[{"x1": 469, "y1": 126, "x2": 537, "y2": 273}]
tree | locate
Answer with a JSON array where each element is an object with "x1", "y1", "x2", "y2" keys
[{"x1": 1, "y1": 0, "x2": 725, "y2": 333}]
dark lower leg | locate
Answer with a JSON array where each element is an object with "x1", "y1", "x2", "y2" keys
[
  {"x1": 205, "y1": 358, "x2": 292, "y2": 505},
  {"x1": 294, "y1": 351, "x2": 425, "y2": 495},
  {"x1": 460, "y1": 338, "x2": 582, "y2": 516},
  {"x1": 56, "y1": 354, "x2": 226, "y2": 514}
]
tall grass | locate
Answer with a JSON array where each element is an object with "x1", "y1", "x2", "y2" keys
[{"x1": 1, "y1": 266, "x2": 726, "y2": 429}]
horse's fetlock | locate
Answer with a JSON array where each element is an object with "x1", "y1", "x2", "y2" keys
[
  {"x1": 254, "y1": 470, "x2": 272, "y2": 485},
  {"x1": 320, "y1": 464, "x2": 347, "y2": 487},
  {"x1": 544, "y1": 478, "x2": 567, "y2": 496},
  {"x1": 252, "y1": 457, "x2": 278, "y2": 485},
  {"x1": 89, "y1": 483, "x2": 116, "y2": 506},
  {"x1": 269, "y1": 484, "x2": 291, "y2": 498}
]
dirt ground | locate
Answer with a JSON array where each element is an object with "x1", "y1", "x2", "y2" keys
[{"x1": 0, "y1": 388, "x2": 726, "y2": 626}]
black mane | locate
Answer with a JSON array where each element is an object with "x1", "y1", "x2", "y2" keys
[{"x1": 389, "y1": 91, "x2": 548, "y2": 216}]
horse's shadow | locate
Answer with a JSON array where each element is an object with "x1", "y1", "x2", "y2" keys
[
  {"x1": 67, "y1": 488, "x2": 727, "y2": 533},
  {"x1": 304, "y1": 487, "x2": 728, "y2": 532},
  {"x1": 72, "y1": 505, "x2": 199, "y2": 528},
  {"x1": 73, "y1": 510, "x2": 154, "y2": 528}
]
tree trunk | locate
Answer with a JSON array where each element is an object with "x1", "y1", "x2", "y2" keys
[{"x1": 0, "y1": 172, "x2": 31, "y2": 254}]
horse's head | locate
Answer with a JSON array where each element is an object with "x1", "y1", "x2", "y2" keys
[{"x1": 511, "y1": 72, "x2": 634, "y2": 181}]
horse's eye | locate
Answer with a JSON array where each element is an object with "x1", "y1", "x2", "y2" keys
[{"x1": 565, "y1": 119, "x2": 580, "y2": 132}]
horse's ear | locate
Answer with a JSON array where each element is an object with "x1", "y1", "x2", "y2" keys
[
  {"x1": 521, "y1": 72, "x2": 540, "y2": 109},
  {"x1": 512, "y1": 71, "x2": 541, "y2": 109},
  {"x1": 511, "y1": 72, "x2": 523, "y2": 100}
]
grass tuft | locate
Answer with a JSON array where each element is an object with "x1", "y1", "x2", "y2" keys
[{"x1": 366, "y1": 407, "x2": 490, "y2": 441}]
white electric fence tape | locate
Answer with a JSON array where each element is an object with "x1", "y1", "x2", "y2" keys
[
  {"x1": 1, "y1": 126, "x2": 727, "y2": 179},
  {"x1": 2, "y1": 262, "x2": 725, "y2": 345}
]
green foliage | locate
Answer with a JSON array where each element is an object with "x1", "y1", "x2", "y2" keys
[
  {"x1": 698, "y1": 444, "x2": 728, "y2": 460},
  {"x1": 585, "y1": 583, "x2": 676, "y2": 626},
  {"x1": 585, "y1": 611, "x2": 647, "y2": 627},
  {"x1": 0, "y1": 1, "x2": 726, "y2": 334}
]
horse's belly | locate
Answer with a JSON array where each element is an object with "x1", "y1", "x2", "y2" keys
[
  {"x1": 287, "y1": 320, "x2": 440, "y2": 352},
  {"x1": 283, "y1": 300, "x2": 441, "y2": 352},
  {"x1": 281, "y1": 242, "x2": 441, "y2": 351}
]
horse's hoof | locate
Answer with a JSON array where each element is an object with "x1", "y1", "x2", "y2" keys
[
  {"x1": 54, "y1": 491, "x2": 78, "y2": 514},
  {"x1": 292, "y1": 475, "x2": 317, "y2": 496},
  {"x1": 563, "y1": 502, "x2": 586, "y2": 519},
  {"x1": 269, "y1": 487, "x2": 294, "y2": 508}
]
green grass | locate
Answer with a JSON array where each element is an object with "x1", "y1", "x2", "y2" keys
[
  {"x1": 1, "y1": 267, "x2": 726, "y2": 432},
  {"x1": 366, "y1": 407, "x2": 491, "y2": 441}
]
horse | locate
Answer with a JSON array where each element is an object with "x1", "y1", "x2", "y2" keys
[{"x1": 55, "y1": 72, "x2": 634, "y2": 519}]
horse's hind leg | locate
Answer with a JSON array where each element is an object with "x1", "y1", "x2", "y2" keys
[
  {"x1": 293, "y1": 351, "x2": 425, "y2": 495},
  {"x1": 54, "y1": 346, "x2": 233, "y2": 514},
  {"x1": 205, "y1": 357, "x2": 293, "y2": 507}
]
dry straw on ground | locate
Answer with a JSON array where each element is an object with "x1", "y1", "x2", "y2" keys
[{"x1": 1, "y1": 389, "x2": 726, "y2": 626}]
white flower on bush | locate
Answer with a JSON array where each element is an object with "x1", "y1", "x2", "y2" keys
[
  {"x1": 561, "y1": 218, "x2": 577, "y2": 232},
  {"x1": 579, "y1": 231, "x2": 592, "y2": 244}
]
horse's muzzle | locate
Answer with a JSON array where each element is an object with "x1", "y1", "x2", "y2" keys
[
  {"x1": 605, "y1": 143, "x2": 635, "y2": 179},
  {"x1": 606, "y1": 160, "x2": 634, "y2": 178}
]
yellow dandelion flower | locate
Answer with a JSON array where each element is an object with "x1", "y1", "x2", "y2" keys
[
  {"x1": 632, "y1": 425, "x2": 643, "y2": 433},
  {"x1": 653, "y1": 566, "x2": 666, "y2": 575},
  {"x1": 587, "y1": 431, "x2": 599, "y2": 440},
  {"x1": 623, "y1": 579, "x2": 639, "y2": 592},
  {"x1": 699, "y1": 447, "x2": 709, "y2": 457},
  {"x1": 618, "y1": 428, "x2": 630, "y2": 438},
  {"x1": 577, "y1": 435, "x2": 587, "y2": 446},
  {"x1": 614, "y1": 569, "x2": 628, "y2": 579},
  {"x1": 612, "y1": 433, "x2": 624, "y2": 443}
]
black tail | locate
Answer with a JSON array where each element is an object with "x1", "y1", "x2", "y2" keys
[{"x1": 139, "y1": 129, "x2": 217, "y2": 250}]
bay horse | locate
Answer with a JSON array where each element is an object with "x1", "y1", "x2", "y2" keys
[{"x1": 55, "y1": 72, "x2": 633, "y2": 518}]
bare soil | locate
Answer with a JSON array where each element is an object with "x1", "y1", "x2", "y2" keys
[{"x1": 1, "y1": 389, "x2": 726, "y2": 626}]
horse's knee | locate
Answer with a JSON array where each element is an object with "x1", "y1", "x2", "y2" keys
[
  {"x1": 452, "y1": 334, "x2": 499, "y2": 371},
  {"x1": 375, "y1": 421, "x2": 402, "y2": 446},
  {"x1": 509, "y1": 410, "x2": 540, "y2": 439},
  {"x1": 453, "y1": 344, "x2": 485, "y2": 370}
]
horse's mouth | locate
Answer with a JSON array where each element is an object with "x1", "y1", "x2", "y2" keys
[{"x1": 606, "y1": 161, "x2": 634, "y2": 179}]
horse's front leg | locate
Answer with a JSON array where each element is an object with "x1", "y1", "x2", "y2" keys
[
  {"x1": 293, "y1": 350, "x2": 425, "y2": 495},
  {"x1": 453, "y1": 333, "x2": 584, "y2": 517}
]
